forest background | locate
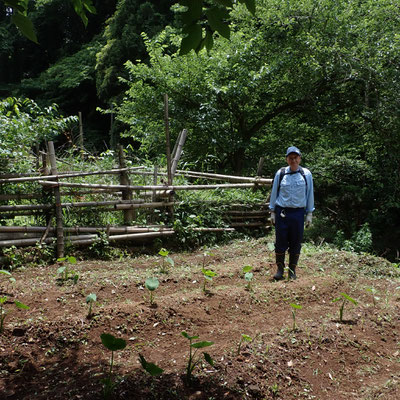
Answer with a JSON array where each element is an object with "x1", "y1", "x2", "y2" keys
[{"x1": 1, "y1": 0, "x2": 399, "y2": 261}]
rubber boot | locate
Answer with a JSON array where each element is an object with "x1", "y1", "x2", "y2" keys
[
  {"x1": 273, "y1": 252, "x2": 285, "y2": 280},
  {"x1": 288, "y1": 253, "x2": 300, "y2": 280}
]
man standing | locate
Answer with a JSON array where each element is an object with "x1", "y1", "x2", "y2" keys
[{"x1": 269, "y1": 146, "x2": 314, "y2": 280}]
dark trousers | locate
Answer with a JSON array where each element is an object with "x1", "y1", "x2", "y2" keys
[{"x1": 274, "y1": 206, "x2": 305, "y2": 255}]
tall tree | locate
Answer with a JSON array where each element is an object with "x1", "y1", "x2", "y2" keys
[{"x1": 115, "y1": 0, "x2": 400, "y2": 257}]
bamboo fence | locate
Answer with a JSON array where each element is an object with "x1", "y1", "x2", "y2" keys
[{"x1": 0, "y1": 141, "x2": 272, "y2": 256}]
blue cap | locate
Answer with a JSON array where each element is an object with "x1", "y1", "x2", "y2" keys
[{"x1": 286, "y1": 146, "x2": 301, "y2": 157}]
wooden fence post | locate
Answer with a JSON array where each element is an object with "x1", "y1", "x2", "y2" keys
[
  {"x1": 78, "y1": 112, "x2": 84, "y2": 156},
  {"x1": 48, "y1": 141, "x2": 64, "y2": 258},
  {"x1": 171, "y1": 129, "x2": 187, "y2": 179},
  {"x1": 118, "y1": 145, "x2": 134, "y2": 224},
  {"x1": 164, "y1": 94, "x2": 174, "y2": 221},
  {"x1": 257, "y1": 157, "x2": 265, "y2": 176}
]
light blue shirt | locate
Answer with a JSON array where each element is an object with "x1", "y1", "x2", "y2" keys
[{"x1": 269, "y1": 166, "x2": 315, "y2": 213}]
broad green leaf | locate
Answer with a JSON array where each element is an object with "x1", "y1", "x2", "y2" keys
[
  {"x1": 82, "y1": 0, "x2": 96, "y2": 14},
  {"x1": 181, "y1": 331, "x2": 199, "y2": 340},
  {"x1": 100, "y1": 333, "x2": 126, "y2": 351},
  {"x1": 204, "y1": 31, "x2": 214, "y2": 52},
  {"x1": 0, "y1": 270, "x2": 12, "y2": 276},
  {"x1": 180, "y1": 23, "x2": 203, "y2": 55},
  {"x1": 203, "y1": 352, "x2": 214, "y2": 366},
  {"x1": 244, "y1": 272, "x2": 253, "y2": 281},
  {"x1": 86, "y1": 293, "x2": 97, "y2": 303},
  {"x1": 159, "y1": 248, "x2": 169, "y2": 257},
  {"x1": 205, "y1": 8, "x2": 230, "y2": 39},
  {"x1": 340, "y1": 293, "x2": 358, "y2": 305},
  {"x1": 57, "y1": 266, "x2": 66, "y2": 275},
  {"x1": 67, "y1": 256, "x2": 77, "y2": 264},
  {"x1": 202, "y1": 269, "x2": 217, "y2": 278},
  {"x1": 242, "y1": 265, "x2": 253, "y2": 273},
  {"x1": 166, "y1": 256, "x2": 174, "y2": 267},
  {"x1": 267, "y1": 243, "x2": 275, "y2": 252},
  {"x1": 11, "y1": 13, "x2": 38, "y2": 43},
  {"x1": 139, "y1": 353, "x2": 164, "y2": 376},
  {"x1": 191, "y1": 340, "x2": 214, "y2": 349},
  {"x1": 240, "y1": 0, "x2": 256, "y2": 15},
  {"x1": 241, "y1": 334, "x2": 252, "y2": 342},
  {"x1": 14, "y1": 300, "x2": 29, "y2": 310},
  {"x1": 290, "y1": 303, "x2": 302, "y2": 310},
  {"x1": 145, "y1": 277, "x2": 160, "y2": 291},
  {"x1": 0, "y1": 297, "x2": 7, "y2": 304},
  {"x1": 181, "y1": 0, "x2": 203, "y2": 25}
]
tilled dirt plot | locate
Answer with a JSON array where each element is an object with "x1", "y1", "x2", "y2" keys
[{"x1": 1, "y1": 238, "x2": 399, "y2": 399}]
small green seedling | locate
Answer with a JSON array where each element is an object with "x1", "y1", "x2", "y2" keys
[
  {"x1": 158, "y1": 248, "x2": 174, "y2": 273},
  {"x1": 242, "y1": 265, "x2": 254, "y2": 291},
  {"x1": 100, "y1": 333, "x2": 127, "y2": 399},
  {"x1": 237, "y1": 333, "x2": 252, "y2": 355},
  {"x1": 202, "y1": 268, "x2": 217, "y2": 293},
  {"x1": 332, "y1": 293, "x2": 358, "y2": 322},
  {"x1": 0, "y1": 270, "x2": 16, "y2": 292},
  {"x1": 86, "y1": 293, "x2": 97, "y2": 318},
  {"x1": 290, "y1": 303, "x2": 302, "y2": 331},
  {"x1": 145, "y1": 277, "x2": 159, "y2": 305},
  {"x1": 0, "y1": 296, "x2": 29, "y2": 333},
  {"x1": 366, "y1": 287, "x2": 380, "y2": 306},
  {"x1": 181, "y1": 331, "x2": 214, "y2": 382},
  {"x1": 138, "y1": 353, "x2": 164, "y2": 376},
  {"x1": 57, "y1": 256, "x2": 79, "y2": 284}
]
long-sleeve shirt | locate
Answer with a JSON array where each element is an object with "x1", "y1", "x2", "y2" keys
[{"x1": 269, "y1": 166, "x2": 315, "y2": 214}]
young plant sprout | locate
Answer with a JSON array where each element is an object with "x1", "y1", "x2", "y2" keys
[
  {"x1": 290, "y1": 303, "x2": 302, "y2": 331},
  {"x1": 100, "y1": 333, "x2": 127, "y2": 399},
  {"x1": 242, "y1": 265, "x2": 253, "y2": 291},
  {"x1": 158, "y1": 248, "x2": 174, "y2": 273},
  {"x1": 332, "y1": 293, "x2": 358, "y2": 323},
  {"x1": 202, "y1": 268, "x2": 217, "y2": 293},
  {"x1": 0, "y1": 270, "x2": 16, "y2": 293},
  {"x1": 56, "y1": 256, "x2": 79, "y2": 284},
  {"x1": 145, "y1": 277, "x2": 160, "y2": 305},
  {"x1": 237, "y1": 333, "x2": 252, "y2": 355},
  {"x1": 86, "y1": 293, "x2": 97, "y2": 318},
  {"x1": 138, "y1": 353, "x2": 164, "y2": 376},
  {"x1": 181, "y1": 331, "x2": 214, "y2": 382},
  {"x1": 366, "y1": 287, "x2": 380, "y2": 306},
  {"x1": 0, "y1": 296, "x2": 29, "y2": 333}
]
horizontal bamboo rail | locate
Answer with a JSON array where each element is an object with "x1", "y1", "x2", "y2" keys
[
  {"x1": 230, "y1": 222, "x2": 267, "y2": 227},
  {"x1": 127, "y1": 169, "x2": 272, "y2": 184},
  {"x1": 0, "y1": 200, "x2": 173, "y2": 212},
  {"x1": 225, "y1": 210, "x2": 269, "y2": 216},
  {"x1": 0, "y1": 234, "x2": 96, "y2": 247},
  {"x1": 38, "y1": 181, "x2": 269, "y2": 191},
  {"x1": 175, "y1": 169, "x2": 272, "y2": 184},
  {"x1": 68, "y1": 231, "x2": 176, "y2": 246},
  {"x1": 0, "y1": 166, "x2": 145, "y2": 184},
  {"x1": 0, "y1": 225, "x2": 174, "y2": 234}
]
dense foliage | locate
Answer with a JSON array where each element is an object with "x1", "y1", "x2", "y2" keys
[
  {"x1": 1, "y1": 0, "x2": 399, "y2": 260},
  {"x1": 0, "y1": 97, "x2": 76, "y2": 173}
]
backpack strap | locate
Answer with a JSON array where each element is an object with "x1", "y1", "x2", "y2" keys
[{"x1": 277, "y1": 166, "x2": 307, "y2": 197}]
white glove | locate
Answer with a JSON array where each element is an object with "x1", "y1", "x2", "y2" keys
[
  {"x1": 270, "y1": 211, "x2": 276, "y2": 226},
  {"x1": 305, "y1": 213, "x2": 313, "y2": 228}
]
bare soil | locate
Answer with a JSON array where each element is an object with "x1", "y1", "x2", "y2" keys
[{"x1": 1, "y1": 238, "x2": 399, "y2": 400}]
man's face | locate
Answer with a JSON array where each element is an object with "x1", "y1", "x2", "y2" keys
[{"x1": 286, "y1": 153, "x2": 301, "y2": 171}]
